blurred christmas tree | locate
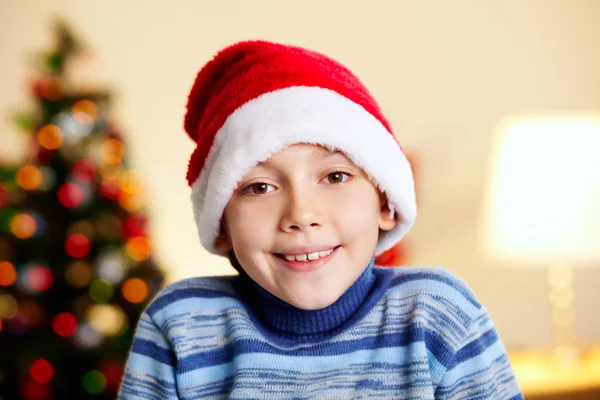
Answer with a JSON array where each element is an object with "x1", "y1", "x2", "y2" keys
[{"x1": 0, "y1": 19, "x2": 164, "y2": 400}]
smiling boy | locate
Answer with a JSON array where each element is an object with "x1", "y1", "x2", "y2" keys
[{"x1": 118, "y1": 40, "x2": 523, "y2": 399}]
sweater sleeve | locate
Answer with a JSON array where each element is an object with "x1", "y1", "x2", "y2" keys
[
  {"x1": 117, "y1": 311, "x2": 179, "y2": 400},
  {"x1": 435, "y1": 307, "x2": 523, "y2": 400}
]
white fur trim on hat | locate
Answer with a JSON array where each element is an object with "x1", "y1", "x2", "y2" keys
[{"x1": 191, "y1": 86, "x2": 416, "y2": 256}]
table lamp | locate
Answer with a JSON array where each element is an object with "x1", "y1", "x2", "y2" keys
[{"x1": 480, "y1": 114, "x2": 600, "y2": 368}]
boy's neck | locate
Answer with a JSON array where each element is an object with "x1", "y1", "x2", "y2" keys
[{"x1": 233, "y1": 258, "x2": 393, "y2": 337}]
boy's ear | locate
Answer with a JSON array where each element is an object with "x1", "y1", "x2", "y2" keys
[
  {"x1": 378, "y1": 192, "x2": 397, "y2": 232},
  {"x1": 214, "y1": 221, "x2": 233, "y2": 253}
]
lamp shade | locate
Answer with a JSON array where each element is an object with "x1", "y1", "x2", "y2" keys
[{"x1": 480, "y1": 115, "x2": 600, "y2": 266}]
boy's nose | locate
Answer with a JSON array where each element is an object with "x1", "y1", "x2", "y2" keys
[{"x1": 279, "y1": 190, "x2": 323, "y2": 232}]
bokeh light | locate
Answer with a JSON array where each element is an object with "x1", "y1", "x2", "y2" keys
[
  {"x1": 57, "y1": 182, "x2": 84, "y2": 208},
  {"x1": 121, "y1": 278, "x2": 148, "y2": 304},
  {"x1": 18, "y1": 301, "x2": 43, "y2": 327},
  {"x1": 125, "y1": 236, "x2": 151, "y2": 262},
  {"x1": 16, "y1": 165, "x2": 43, "y2": 190},
  {"x1": 99, "y1": 177, "x2": 120, "y2": 200},
  {"x1": 99, "y1": 139, "x2": 124, "y2": 165},
  {"x1": 124, "y1": 212, "x2": 147, "y2": 238},
  {"x1": 29, "y1": 213, "x2": 47, "y2": 238},
  {"x1": 99, "y1": 360, "x2": 124, "y2": 391},
  {"x1": 27, "y1": 266, "x2": 54, "y2": 292},
  {"x1": 52, "y1": 312, "x2": 78, "y2": 337},
  {"x1": 0, "y1": 294, "x2": 18, "y2": 319},
  {"x1": 97, "y1": 250, "x2": 125, "y2": 284},
  {"x1": 65, "y1": 261, "x2": 93, "y2": 288},
  {"x1": 30, "y1": 359, "x2": 55, "y2": 383},
  {"x1": 0, "y1": 207, "x2": 18, "y2": 233},
  {"x1": 67, "y1": 220, "x2": 95, "y2": 241},
  {"x1": 20, "y1": 379, "x2": 51, "y2": 400},
  {"x1": 65, "y1": 234, "x2": 91, "y2": 258},
  {"x1": 95, "y1": 213, "x2": 123, "y2": 241},
  {"x1": 72, "y1": 158, "x2": 97, "y2": 183},
  {"x1": 82, "y1": 370, "x2": 107, "y2": 394},
  {"x1": 88, "y1": 279, "x2": 114, "y2": 303},
  {"x1": 72, "y1": 100, "x2": 98, "y2": 124},
  {"x1": 10, "y1": 213, "x2": 37, "y2": 239},
  {"x1": 36, "y1": 124, "x2": 63, "y2": 150},
  {"x1": 87, "y1": 304, "x2": 128, "y2": 336},
  {"x1": 0, "y1": 261, "x2": 17, "y2": 286},
  {"x1": 74, "y1": 323, "x2": 104, "y2": 349}
]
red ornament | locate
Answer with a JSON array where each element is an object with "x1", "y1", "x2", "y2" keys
[
  {"x1": 30, "y1": 359, "x2": 55, "y2": 383},
  {"x1": 65, "y1": 234, "x2": 91, "y2": 258},
  {"x1": 27, "y1": 266, "x2": 54, "y2": 292},
  {"x1": 72, "y1": 158, "x2": 96, "y2": 183},
  {"x1": 52, "y1": 312, "x2": 78, "y2": 337},
  {"x1": 57, "y1": 183, "x2": 84, "y2": 208}
]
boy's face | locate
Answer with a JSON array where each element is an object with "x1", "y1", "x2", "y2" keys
[{"x1": 215, "y1": 144, "x2": 396, "y2": 310}]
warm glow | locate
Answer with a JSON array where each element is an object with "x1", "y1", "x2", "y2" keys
[
  {"x1": 100, "y1": 138, "x2": 125, "y2": 165},
  {"x1": 37, "y1": 124, "x2": 64, "y2": 150},
  {"x1": 72, "y1": 100, "x2": 99, "y2": 124},
  {"x1": 125, "y1": 236, "x2": 151, "y2": 261},
  {"x1": 10, "y1": 213, "x2": 37, "y2": 239},
  {"x1": 121, "y1": 278, "x2": 148, "y2": 304},
  {"x1": 481, "y1": 115, "x2": 600, "y2": 266},
  {"x1": 0, "y1": 261, "x2": 17, "y2": 286},
  {"x1": 16, "y1": 165, "x2": 43, "y2": 190},
  {"x1": 86, "y1": 304, "x2": 127, "y2": 336}
]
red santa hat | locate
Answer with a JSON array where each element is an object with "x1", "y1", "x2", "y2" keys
[{"x1": 184, "y1": 40, "x2": 416, "y2": 257}]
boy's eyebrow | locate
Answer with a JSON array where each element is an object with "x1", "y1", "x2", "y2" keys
[{"x1": 310, "y1": 147, "x2": 343, "y2": 161}]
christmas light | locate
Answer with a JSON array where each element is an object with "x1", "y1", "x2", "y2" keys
[
  {"x1": 88, "y1": 279, "x2": 114, "y2": 303},
  {"x1": 97, "y1": 250, "x2": 125, "y2": 284},
  {"x1": 87, "y1": 304, "x2": 127, "y2": 336},
  {"x1": 10, "y1": 213, "x2": 37, "y2": 239},
  {"x1": 16, "y1": 165, "x2": 43, "y2": 190},
  {"x1": 99, "y1": 177, "x2": 120, "y2": 200},
  {"x1": 0, "y1": 294, "x2": 18, "y2": 319},
  {"x1": 52, "y1": 312, "x2": 78, "y2": 337},
  {"x1": 96, "y1": 213, "x2": 123, "y2": 241},
  {"x1": 65, "y1": 233, "x2": 91, "y2": 258},
  {"x1": 0, "y1": 261, "x2": 17, "y2": 286},
  {"x1": 72, "y1": 99, "x2": 98, "y2": 124},
  {"x1": 57, "y1": 182, "x2": 84, "y2": 208},
  {"x1": 118, "y1": 191, "x2": 144, "y2": 212},
  {"x1": 125, "y1": 236, "x2": 151, "y2": 261},
  {"x1": 36, "y1": 124, "x2": 63, "y2": 150},
  {"x1": 82, "y1": 370, "x2": 107, "y2": 394},
  {"x1": 72, "y1": 158, "x2": 97, "y2": 183},
  {"x1": 67, "y1": 220, "x2": 95, "y2": 241},
  {"x1": 27, "y1": 266, "x2": 54, "y2": 292},
  {"x1": 119, "y1": 169, "x2": 142, "y2": 195},
  {"x1": 20, "y1": 379, "x2": 51, "y2": 400},
  {"x1": 54, "y1": 111, "x2": 93, "y2": 141},
  {"x1": 100, "y1": 138, "x2": 124, "y2": 165},
  {"x1": 30, "y1": 359, "x2": 55, "y2": 383},
  {"x1": 65, "y1": 261, "x2": 93, "y2": 288},
  {"x1": 124, "y1": 212, "x2": 147, "y2": 237},
  {"x1": 73, "y1": 323, "x2": 104, "y2": 349},
  {"x1": 99, "y1": 360, "x2": 124, "y2": 391},
  {"x1": 18, "y1": 301, "x2": 43, "y2": 327},
  {"x1": 122, "y1": 278, "x2": 148, "y2": 304}
]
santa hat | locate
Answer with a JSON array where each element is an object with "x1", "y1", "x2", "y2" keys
[{"x1": 184, "y1": 40, "x2": 416, "y2": 257}]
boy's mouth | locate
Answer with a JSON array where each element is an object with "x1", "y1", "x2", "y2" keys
[{"x1": 274, "y1": 245, "x2": 341, "y2": 262}]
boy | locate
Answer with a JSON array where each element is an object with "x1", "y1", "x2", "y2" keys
[{"x1": 118, "y1": 40, "x2": 523, "y2": 399}]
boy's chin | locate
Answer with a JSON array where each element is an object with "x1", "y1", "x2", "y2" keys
[{"x1": 283, "y1": 291, "x2": 342, "y2": 311}]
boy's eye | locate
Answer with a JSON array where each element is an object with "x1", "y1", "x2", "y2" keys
[
  {"x1": 324, "y1": 172, "x2": 350, "y2": 184},
  {"x1": 244, "y1": 182, "x2": 275, "y2": 195}
]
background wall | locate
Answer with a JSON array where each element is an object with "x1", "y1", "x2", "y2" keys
[{"x1": 1, "y1": 0, "x2": 599, "y2": 349}]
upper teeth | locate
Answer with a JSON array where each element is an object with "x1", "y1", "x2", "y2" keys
[{"x1": 284, "y1": 249, "x2": 333, "y2": 262}]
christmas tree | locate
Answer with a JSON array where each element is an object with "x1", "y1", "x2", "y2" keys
[{"x1": 0, "y1": 20, "x2": 164, "y2": 400}]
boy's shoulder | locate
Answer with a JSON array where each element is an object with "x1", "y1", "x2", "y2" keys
[
  {"x1": 380, "y1": 265, "x2": 485, "y2": 324},
  {"x1": 144, "y1": 275, "x2": 241, "y2": 323}
]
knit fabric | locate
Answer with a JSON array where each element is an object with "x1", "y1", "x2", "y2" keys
[{"x1": 118, "y1": 263, "x2": 523, "y2": 399}]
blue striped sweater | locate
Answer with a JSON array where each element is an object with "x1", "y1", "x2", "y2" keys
[{"x1": 118, "y1": 260, "x2": 523, "y2": 399}]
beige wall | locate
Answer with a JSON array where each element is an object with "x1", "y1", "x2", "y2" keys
[{"x1": 1, "y1": 0, "x2": 599, "y2": 349}]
